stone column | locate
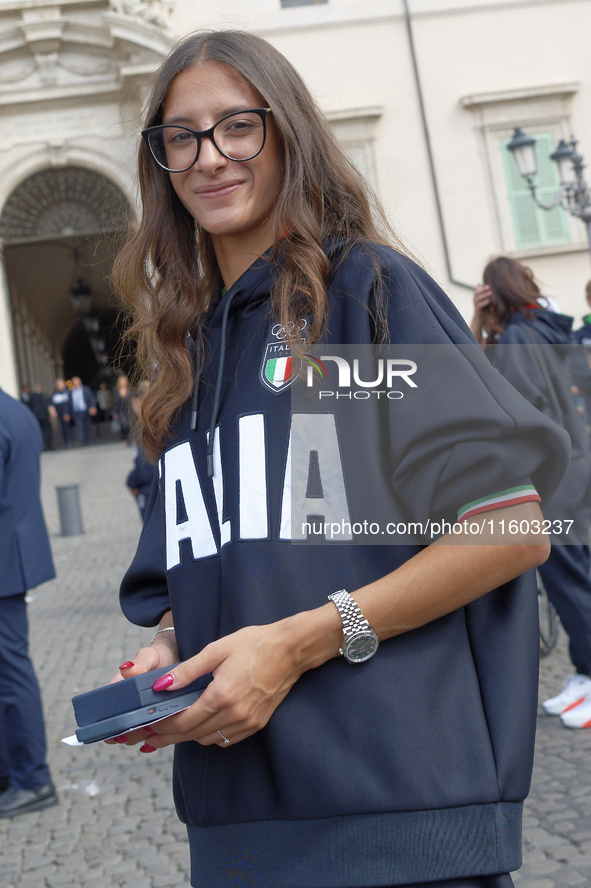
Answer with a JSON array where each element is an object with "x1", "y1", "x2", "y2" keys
[
  {"x1": 0, "y1": 239, "x2": 19, "y2": 396},
  {"x1": 22, "y1": 312, "x2": 36, "y2": 385},
  {"x1": 12, "y1": 308, "x2": 27, "y2": 384}
]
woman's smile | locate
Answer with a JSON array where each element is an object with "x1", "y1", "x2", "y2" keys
[{"x1": 191, "y1": 179, "x2": 246, "y2": 199}]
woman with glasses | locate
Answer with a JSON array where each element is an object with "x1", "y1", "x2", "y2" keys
[{"x1": 111, "y1": 30, "x2": 568, "y2": 888}]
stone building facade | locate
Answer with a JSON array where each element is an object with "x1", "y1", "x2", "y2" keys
[{"x1": 1, "y1": 0, "x2": 589, "y2": 394}]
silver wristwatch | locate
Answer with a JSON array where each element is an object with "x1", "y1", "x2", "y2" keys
[{"x1": 327, "y1": 589, "x2": 379, "y2": 664}]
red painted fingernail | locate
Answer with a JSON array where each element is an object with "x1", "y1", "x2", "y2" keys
[
  {"x1": 140, "y1": 743, "x2": 157, "y2": 753},
  {"x1": 119, "y1": 661, "x2": 134, "y2": 670},
  {"x1": 144, "y1": 726, "x2": 156, "y2": 736},
  {"x1": 113, "y1": 735, "x2": 130, "y2": 743},
  {"x1": 152, "y1": 673, "x2": 174, "y2": 691}
]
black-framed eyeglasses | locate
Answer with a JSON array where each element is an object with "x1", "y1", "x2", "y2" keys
[{"x1": 142, "y1": 108, "x2": 272, "y2": 172}]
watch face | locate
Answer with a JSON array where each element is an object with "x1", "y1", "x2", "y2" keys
[{"x1": 345, "y1": 631, "x2": 379, "y2": 663}]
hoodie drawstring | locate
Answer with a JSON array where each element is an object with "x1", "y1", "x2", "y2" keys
[
  {"x1": 200, "y1": 289, "x2": 236, "y2": 477},
  {"x1": 190, "y1": 334, "x2": 202, "y2": 433}
]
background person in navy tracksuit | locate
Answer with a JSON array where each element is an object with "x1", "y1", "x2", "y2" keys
[
  {"x1": 126, "y1": 381, "x2": 157, "y2": 521},
  {"x1": 472, "y1": 257, "x2": 591, "y2": 729},
  {"x1": 0, "y1": 388, "x2": 58, "y2": 817},
  {"x1": 572, "y1": 280, "x2": 591, "y2": 349},
  {"x1": 571, "y1": 280, "x2": 591, "y2": 441}
]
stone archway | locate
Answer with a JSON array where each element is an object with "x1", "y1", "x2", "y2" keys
[
  {"x1": 0, "y1": 166, "x2": 129, "y2": 242},
  {"x1": 0, "y1": 166, "x2": 131, "y2": 392},
  {"x1": 0, "y1": 0, "x2": 173, "y2": 395}
]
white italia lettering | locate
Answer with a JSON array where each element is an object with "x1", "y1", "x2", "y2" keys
[
  {"x1": 164, "y1": 413, "x2": 350, "y2": 562},
  {"x1": 210, "y1": 428, "x2": 231, "y2": 547},
  {"x1": 281, "y1": 413, "x2": 352, "y2": 541},
  {"x1": 239, "y1": 414, "x2": 268, "y2": 539},
  {"x1": 164, "y1": 442, "x2": 217, "y2": 569},
  {"x1": 279, "y1": 435, "x2": 292, "y2": 540}
]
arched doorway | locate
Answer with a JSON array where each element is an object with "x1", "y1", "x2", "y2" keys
[{"x1": 0, "y1": 165, "x2": 131, "y2": 393}]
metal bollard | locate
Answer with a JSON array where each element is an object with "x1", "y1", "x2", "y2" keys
[{"x1": 56, "y1": 484, "x2": 84, "y2": 536}]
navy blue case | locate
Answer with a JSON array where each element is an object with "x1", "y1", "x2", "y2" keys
[{"x1": 72, "y1": 665, "x2": 210, "y2": 729}]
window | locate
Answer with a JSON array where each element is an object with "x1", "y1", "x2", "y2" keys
[
  {"x1": 461, "y1": 82, "x2": 583, "y2": 255},
  {"x1": 281, "y1": 0, "x2": 327, "y2": 7},
  {"x1": 326, "y1": 107, "x2": 382, "y2": 188},
  {"x1": 500, "y1": 133, "x2": 570, "y2": 251}
]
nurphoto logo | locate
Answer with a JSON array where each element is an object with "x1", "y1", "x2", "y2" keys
[{"x1": 304, "y1": 353, "x2": 418, "y2": 400}]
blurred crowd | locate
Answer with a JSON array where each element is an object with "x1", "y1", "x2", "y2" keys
[
  {"x1": 19, "y1": 373, "x2": 136, "y2": 451},
  {"x1": 18, "y1": 372, "x2": 156, "y2": 522}
]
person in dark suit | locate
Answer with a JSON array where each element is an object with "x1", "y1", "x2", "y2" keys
[
  {"x1": 0, "y1": 388, "x2": 58, "y2": 817},
  {"x1": 29, "y1": 383, "x2": 53, "y2": 451},
  {"x1": 70, "y1": 376, "x2": 97, "y2": 446},
  {"x1": 20, "y1": 383, "x2": 31, "y2": 407},
  {"x1": 50, "y1": 378, "x2": 74, "y2": 448}
]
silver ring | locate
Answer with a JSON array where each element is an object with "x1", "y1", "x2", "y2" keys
[{"x1": 217, "y1": 729, "x2": 230, "y2": 745}]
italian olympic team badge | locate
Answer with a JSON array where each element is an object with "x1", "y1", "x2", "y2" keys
[
  {"x1": 259, "y1": 319, "x2": 309, "y2": 394},
  {"x1": 260, "y1": 341, "x2": 295, "y2": 393}
]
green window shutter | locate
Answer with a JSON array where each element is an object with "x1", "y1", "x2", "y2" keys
[{"x1": 501, "y1": 133, "x2": 570, "y2": 250}]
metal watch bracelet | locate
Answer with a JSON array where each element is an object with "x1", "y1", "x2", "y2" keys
[
  {"x1": 328, "y1": 590, "x2": 372, "y2": 636},
  {"x1": 327, "y1": 589, "x2": 379, "y2": 663}
]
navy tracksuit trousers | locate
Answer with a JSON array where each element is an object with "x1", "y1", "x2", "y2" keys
[
  {"x1": 0, "y1": 594, "x2": 51, "y2": 789},
  {"x1": 538, "y1": 544, "x2": 591, "y2": 676}
]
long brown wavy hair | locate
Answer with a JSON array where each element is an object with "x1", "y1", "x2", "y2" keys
[
  {"x1": 112, "y1": 29, "x2": 404, "y2": 460},
  {"x1": 482, "y1": 256, "x2": 542, "y2": 338}
]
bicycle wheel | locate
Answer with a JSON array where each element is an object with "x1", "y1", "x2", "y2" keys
[{"x1": 537, "y1": 570, "x2": 559, "y2": 656}]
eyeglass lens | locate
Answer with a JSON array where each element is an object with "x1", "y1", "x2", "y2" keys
[{"x1": 148, "y1": 111, "x2": 266, "y2": 171}]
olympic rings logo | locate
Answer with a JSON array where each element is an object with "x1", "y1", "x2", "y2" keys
[{"x1": 270, "y1": 319, "x2": 308, "y2": 340}]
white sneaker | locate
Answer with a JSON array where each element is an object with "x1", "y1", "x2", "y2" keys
[
  {"x1": 561, "y1": 695, "x2": 591, "y2": 728},
  {"x1": 541, "y1": 674, "x2": 591, "y2": 716}
]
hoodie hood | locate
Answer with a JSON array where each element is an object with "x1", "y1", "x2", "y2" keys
[
  {"x1": 193, "y1": 239, "x2": 352, "y2": 470},
  {"x1": 506, "y1": 307, "x2": 574, "y2": 345},
  {"x1": 208, "y1": 250, "x2": 277, "y2": 327}
]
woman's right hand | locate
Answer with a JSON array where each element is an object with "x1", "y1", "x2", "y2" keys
[
  {"x1": 104, "y1": 629, "x2": 179, "y2": 744},
  {"x1": 117, "y1": 637, "x2": 179, "y2": 681}
]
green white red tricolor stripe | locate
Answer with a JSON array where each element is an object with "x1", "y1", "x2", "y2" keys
[
  {"x1": 457, "y1": 485, "x2": 540, "y2": 522},
  {"x1": 265, "y1": 356, "x2": 292, "y2": 388}
]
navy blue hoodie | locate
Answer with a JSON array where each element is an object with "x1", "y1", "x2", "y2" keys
[
  {"x1": 573, "y1": 313, "x2": 591, "y2": 348},
  {"x1": 571, "y1": 314, "x2": 591, "y2": 425},
  {"x1": 120, "y1": 244, "x2": 569, "y2": 888},
  {"x1": 492, "y1": 308, "x2": 591, "y2": 541}
]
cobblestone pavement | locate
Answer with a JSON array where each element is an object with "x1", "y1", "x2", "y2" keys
[
  {"x1": 0, "y1": 442, "x2": 590, "y2": 887},
  {"x1": 0, "y1": 442, "x2": 190, "y2": 888},
  {"x1": 517, "y1": 635, "x2": 591, "y2": 888}
]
